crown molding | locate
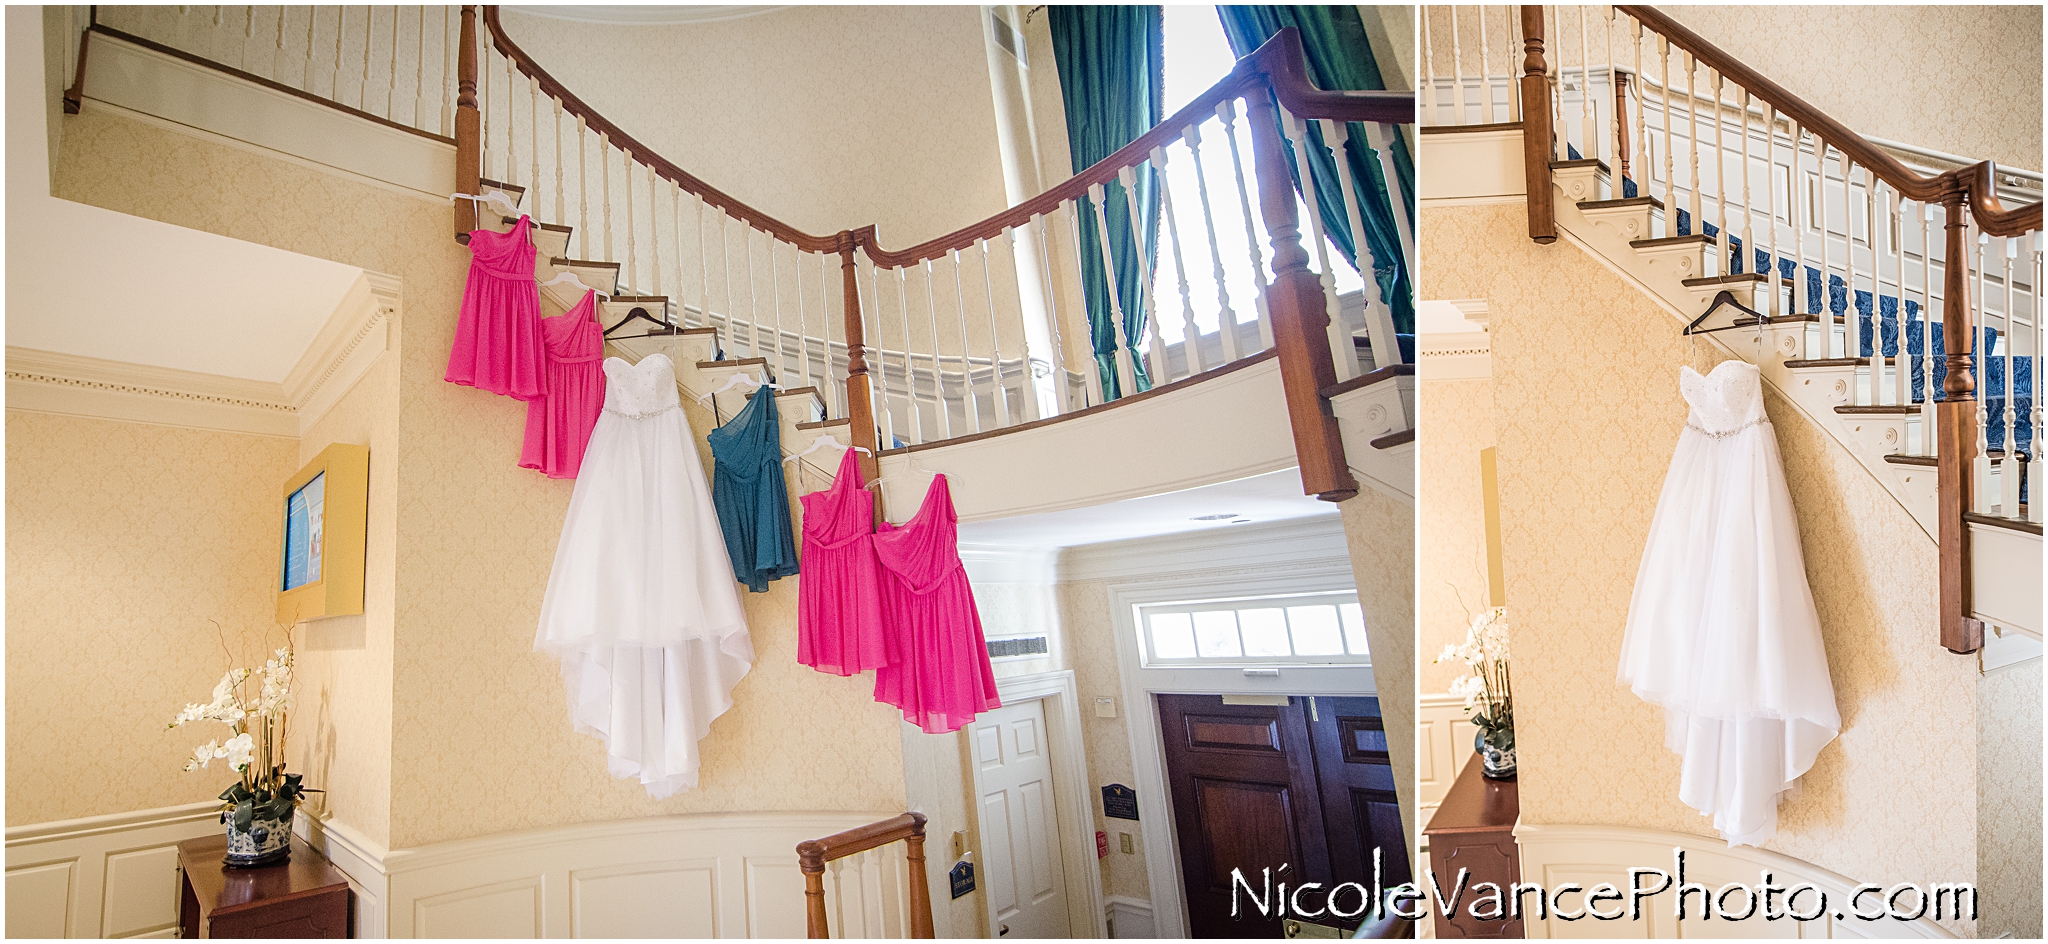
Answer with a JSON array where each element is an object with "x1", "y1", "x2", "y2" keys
[
  {"x1": 1057, "y1": 514, "x2": 1349, "y2": 583},
  {"x1": 1419, "y1": 299, "x2": 1492, "y2": 382},
  {"x1": 7, "y1": 270, "x2": 398, "y2": 439}
]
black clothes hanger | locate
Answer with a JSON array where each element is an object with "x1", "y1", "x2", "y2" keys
[
  {"x1": 603, "y1": 305, "x2": 679, "y2": 339},
  {"x1": 1683, "y1": 289, "x2": 1766, "y2": 336}
]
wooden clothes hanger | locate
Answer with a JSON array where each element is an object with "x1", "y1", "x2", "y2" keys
[{"x1": 601, "y1": 302, "x2": 676, "y2": 338}]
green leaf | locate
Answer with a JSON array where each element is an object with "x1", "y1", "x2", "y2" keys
[{"x1": 232, "y1": 801, "x2": 255, "y2": 832}]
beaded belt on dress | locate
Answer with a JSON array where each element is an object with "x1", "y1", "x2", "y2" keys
[
  {"x1": 1686, "y1": 417, "x2": 1769, "y2": 439},
  {"x1": 604, "y1": 403, "x2": 680, "y2": 419}
]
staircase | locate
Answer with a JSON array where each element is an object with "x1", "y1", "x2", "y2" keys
[{"x1": 1421, "y1": 4, "x2": 2042, "y2": 657}]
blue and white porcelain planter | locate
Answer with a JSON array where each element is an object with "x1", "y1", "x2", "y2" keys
[
  {"x1": 1476, "y1": 730, "x2": 1517, "y2": 781},
  {"x1": 222, "y1": 809, "x2": 292, "y2": 868}
]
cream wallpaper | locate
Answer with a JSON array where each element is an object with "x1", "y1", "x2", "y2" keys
[
  {"x1": 1422, "y1": 202, "x2": 1979, "y2": 935},
  {"x1": 5, "y1": 411, "x2": 298, "y2": 825},
  {"x1": 1336, "y1": 487, "x2": 1418, "y2": 867},
  {"x1": 1978, "y1": 663, "x2": 2043, "y2": 939},
  {"x1": 289, "y1": 347, "x2": 401, "y2": 846},
  {"x1": 1416, "y1": 377, "x2": 1493, "y2": 697},
  {"x1": 54, "y1": 104, "x2": 909, "y2": 850},
  {"x1": 1421, "y1": 5, "x2": 2043, "y2": 173}
]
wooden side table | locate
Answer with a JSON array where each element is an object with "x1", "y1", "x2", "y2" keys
[
  {"x1": 178, "y1": 833, "x2": 352, "y2": 938},
  {"x1": 1421, "y1": 755, "x2": 1523, "y2": 939}
]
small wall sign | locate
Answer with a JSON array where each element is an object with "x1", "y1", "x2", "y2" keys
[
  {"x1": 948, "y1": 859, "x2": 976, "y2": 900},
  {"x1": 1102, "y1": 783, "x2": 1139, "y2": 821}
]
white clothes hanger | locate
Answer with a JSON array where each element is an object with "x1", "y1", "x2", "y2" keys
[
  {"x1": 539, "y1": 269, "x2": 610, "y2": 298},
  {"x1": 693, "y1": 370, "x2": 782, "y2": 405},
  {"x1": 450, "y1": 190, "x2": 524, "y2": 221},
  {"x1": 782, "y1": 434, "x2": 873, "y2": 464}
]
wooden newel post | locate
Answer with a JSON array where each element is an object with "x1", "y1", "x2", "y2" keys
[
  {"x1": 1520, "y1": 5, "x2": 1556, "y2": 243},
  {"x1": 453, "y1": 5, "x2": 480, "y2": 243},
  {"x1": 797, "y1": 842, "x2": 829, "y2": 939},
  {"x1": 904, "y1": 815, "x2": 934, "y2": 939},
  {"x1": 839, "y1": 232, "x2": 880, "y2": 485},
  {"x1": 1935, "y1": 191, "x2": 1983, "y2": 653},
  {"x1": 1245, "y1": 84, "x2": 1359, "y2": 503}
]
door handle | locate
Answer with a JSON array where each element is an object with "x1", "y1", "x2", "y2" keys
[{"x1": 999, "y1": 923, "x2": 1010, "y2": 936}]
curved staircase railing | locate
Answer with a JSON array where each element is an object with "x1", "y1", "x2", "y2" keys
[
  {"x1": 68, "y1": 5, "x2": 1416, "y2": 505},
  {"x1": 1421, "y1": 4, "x2": 2043, "y2": 653}
]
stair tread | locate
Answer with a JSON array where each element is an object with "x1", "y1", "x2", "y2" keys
[
  {"x1": 1631, "y1": 234, "x2": 1714, "y2": 249},
  {"x1": 1887, "y1": 451, "x2": 2020, "y2": 467},
  {"x1": 1551, "y1": 157, "x2": 1610, "y2": 173},
  {"x1": 1682, "y1": 272, "x2": 1769, "y2": 287},
  {"x1": 1321, "y1": 364, "x2": 1413, "y2": 400},
  {"x1": 1370, "y1": 428, "x2": 1415, "y2": 449},
  {"x1": 609, "y1": 294, "x2": 668, "y2": 303},
  {"x1": 700, "y1": 357, "x2": 768, "y2": 369},
  {"x1": 1835, "y1": 404, "x2": 1919, "y2": 415},
  {"x1": 1965, "y1": 511, "x2": 2042, "y2": 536},
  {"x1": 1784, "y1": 357, "x2": 1864, "y2": 368},
  {"x1": 478, "y1": 177, "x2": 525, "y2": 197},
  {"x1": 501, "y1": 215, "x2": 571, "y2": 234},
  {"x1": 1579, "y1": 195, "x2": 1663, "y2": 211},
  {"x1": 777, "y1": 385, "x2": 824, "y2": 398},
  {"x1": 797, "y1": 418, "x2": 851, "y2": 431},
  {"x1": 1420, "y1": 122, "x2": 1525, "y2": 135},
  {"x1": 551, "y1": 257, "x2": 622, "y2": 270}
]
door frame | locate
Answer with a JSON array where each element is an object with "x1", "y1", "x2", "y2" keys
[
  {"x1": 972, "y1": 670, "x2": 1108, "y2": 939},
  {"x1": 1107, "y1": 560, "x2": 1372, "y2": 939}
]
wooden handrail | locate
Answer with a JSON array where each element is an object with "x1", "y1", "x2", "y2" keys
[
  {"x1": 61, "y1": 7, "x2": 95, "y2": 115},
  {"x1": 797, "y1": 812, "x2": 932, "y2": 939}
]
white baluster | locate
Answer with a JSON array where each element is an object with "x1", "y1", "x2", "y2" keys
[
  {"x1": 1894, "y1": 194, "x2": 1911, "y2": 409},
  {"x1": 978, "y1": 236, "x2": 1013, "y2": 426},
  {"x1": 274, "y1": 7, "x2": 286, "y2": 81},
  {"x1": 1790, "y1": 123, "x2": 1807, "y2": 318},
  {"x1": 744, "y1": 224, "x2": 760, "y2": 358},
  {"x1": 306, "y1": 6, "x2": 318, "y2": 94},
  {"x1": 720, "y1": 212, "x2": 734, "y2": 351},
  {"x1": 769, "y1": 235, "x2": 786, "y2": 378},
  {"x1": 1182, "y1": 123, "x2": 1239, "y2": 363},
  {"x1": 795, "y1": 243, "x2": 811, "y2": 392},
  {"x1": 671, "y1": 181, "x2": 684, "y2": 324},
  {"x1": 1116, "y1": 165, "x2": 1170, "y2": 386},
  {"x1": 528, "y1": 75, "x2": 539, "y2": 209},
  {"x1": 599, "y1": 133, "x2": 613, "y2": 260},
  {"x1": 503, "y1": 54, "x2": 516, "y2": 180},
  {"x1": 1549, "y1": 6, "x2": 1565, "y2": 161},
  {"x1": 440, "y1": 6, "x2": 452, "y2": 135},
  {"x1": 1364, "y1": 120, "x2": 1417, "y2": 289},
  {"x1": 1279, "y1": 110, "x2": 1354, "y2": 382},
  {"x1": 1684, "y1": 54, "x2": 1700, "y2": 240},
  {"x1": 1031, "y1": 214, "x2": 1073, "y2": 414},
  {"x1": 1764, "y1": 103, "x2": 1780, "y2": 318},
  {"x1": 1152, "y1": 144, "x2": 1203, "y2": 376},
  {"x1": 1818, "y1": 139, "x2": 1833, "y2": 342},
  {"x1": 1064, "y1": 199, "x2": 1105, "y2": 405},
  {"x1": 359, "y1": 6, "x2": 371, "y2": 111},
  {"x1": 1865, "y1": 172, "x2": 1880, "y2": 406},
  {"x1": 575, "y1": 116, "x2": 588, "y2": 257},
  {"x1": 1218, "y1": 99, "x2": 1275, "y2": 351},
  {"x1": 694, "y1": 193, "x2": 709, "y2": 327},
  {"x1": 1324, "y1": 120, "x2": 1398, "y2": 370},
  {"x1": 1506, "y1": 6, "x2": 1522, "y2": 121},
  {"x1": 1087, "y1": 183, "x2": 1139, "y2": 397},
  {"x1": 243, "y1": 5, "x2": 253, "y2": 71},
  {"x1": 413, "y1": 6, "x2": 424, "y2": 128},
  {"x1": 649, "y1": 165, "x2": 661, "y2": 296},
  {"x1": 1921, "y1": 202, "x2": 1937, "y2": 456},
  {"x1": 625, "y1": 152, "x2": 639, "y2": 292},
  {"x1": 1976, "y1": 228, "x2": 1994, "y2": 514},
  {"x1": 1449, "y1": 5, "x2": 1468, "y2": 125},
  {"x1": 1605, "y1": 5, "x2": 1619, "y2": 185},
  {"x1": 1576, "y1": 5, "x2": 1593, "y2": 164},
  {"x1": 1658, "y1": 36, "x2": 1673, "y2": 237},
  {"x1": 824, "y1": 252, "x2": 841, "y2": 416},
  {"x1": 1420, "y1": 5, "x2": 1437, "y2": 124},
  {"x1": 553, "y1": 98, "x2": 564, "y2": 224},
  {"x1": 2032, "y1": 233, "x2": 2044, "y2": 523},
  {"x1": 332, "y1": 6, "x2": 343, "y2": 107},
  {"x1": 1630, "y1": 15, "x2": 1644, "y2": 193},
  {"x1": 897, "y1": 266, "x2": 925, "y2": 440},
  {"x1": 949, "y1": 248, "x2": 982, "y2": 433},
  {"x1": 1475, "y1": 4, "x2": 1491, "y2": 123},
  {"x1": 385, "y1": 5, "x2": 397, "y2": 118},
  {"x1": 922, "y1": 259, "x2": 953, "y2": 439},
  {"x1": 2003, "y1": 235, "x2": 2021, "y2": 517},
  {"x1": 1710, "y1": 70, "x2": 1726, "y2": 276},
  {"x1": 1739, "y1": 86, "x2": 1752, "y2": 280}
]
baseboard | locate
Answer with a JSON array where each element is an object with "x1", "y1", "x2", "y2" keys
[{"x1": 1106, "y1": 895, "x2": 1156, "y2": 939}]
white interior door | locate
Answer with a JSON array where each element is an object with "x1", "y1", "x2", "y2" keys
[{"x1": 972, "y1": 698, "x2": 1072, "y2": 939}]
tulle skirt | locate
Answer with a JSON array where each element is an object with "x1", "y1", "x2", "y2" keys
[{"x1": 1617, "y1": 421, "x2": 1840, "y2": 846}]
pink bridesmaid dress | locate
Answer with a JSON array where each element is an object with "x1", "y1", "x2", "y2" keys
[
  {"x1": 872, "y1": 473, "x2": 1000, "y2": 734},
  {"x1": 446, "y1": 215, "x2": 547, "y2": 401},
  {"x1": 520, "y1": 289, "x2": 605, "y2": 479},
  {"x1": 796, "y1": 448, "x2": 894, "y2": 676}
]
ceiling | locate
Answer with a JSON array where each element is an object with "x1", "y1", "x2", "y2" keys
[
  {"x1": 510, "y1": 6, "x2": 790, "y2": 26},
  {"x1": 6, "y1": 28, "x2": 364, "y2": 385},
  {"x1": 956, "y1": 468, "x2": 1339, "y2": 551}
]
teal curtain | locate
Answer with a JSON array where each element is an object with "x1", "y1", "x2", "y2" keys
[
  {"x1": 1050, "y1": 5, "x2": 1162, "y2": 400},
  {"x1": 1217, "y1": 5, "x2": 1415, "y2": 341}
]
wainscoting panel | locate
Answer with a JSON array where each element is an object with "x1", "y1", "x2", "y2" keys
[
  {"x1": 1417, "y1": 694, "x2": 1480, "y2": 830},
  {"x1": 378, "y1": 811, "x2": 901, "y2": 938},
  {"x1": 1514, "y1": 824, "x2": 1955, "y2": 940},
  {"x1": 5, "y1": 801, "x2": 222, "y2": 939}
]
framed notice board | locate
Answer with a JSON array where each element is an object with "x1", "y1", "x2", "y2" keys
[{"x1": 276, "y1": 443, "x2": 369, "y2": 623}]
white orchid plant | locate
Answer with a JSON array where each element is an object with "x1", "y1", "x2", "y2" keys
[
  {"x1": 1437, "y1": 606, "x2": 1513, "y2": 747},
  {"x1": 169, "y1": 645, "x2": 312, "y2": 832}
]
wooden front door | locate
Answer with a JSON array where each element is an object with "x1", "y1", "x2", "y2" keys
[{"x1": 1157, "y1": 694, "x2": 1406, "y2": 938}]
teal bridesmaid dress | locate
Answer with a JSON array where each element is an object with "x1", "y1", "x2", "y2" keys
[{"x1": 708, "y1": 386, "x2": 802, "y2": 592}]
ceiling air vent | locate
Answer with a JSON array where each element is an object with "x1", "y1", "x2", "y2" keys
[{"x1": 987, "y1": 635, "x2": 1050, "y2": 660}]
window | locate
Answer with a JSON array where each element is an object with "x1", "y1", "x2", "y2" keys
[{"x1": 1138, "y1": 591, "x2": 1369, "y2": 667}]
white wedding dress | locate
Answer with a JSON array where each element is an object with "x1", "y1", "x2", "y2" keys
[
  {"x1": 535, "y1": 353, "x2": 753, "y2": 799},
  {"x1": 1617, "y1": 360, "x2": 1839, "y2": 847}
]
